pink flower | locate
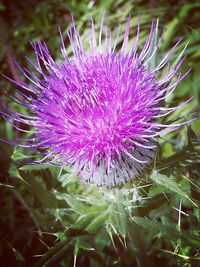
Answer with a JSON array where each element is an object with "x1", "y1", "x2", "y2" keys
[{"x1": 1, "y1": 16, "x2": 191, "y2": 187}]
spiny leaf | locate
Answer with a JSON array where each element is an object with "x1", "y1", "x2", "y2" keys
[
  {"x1": 57, "y1": 172, "x2": 78, "y2": 187},
  {"x1": 20, "y1": 164, "x2": 53, "y2": 171},
  {"x1": 9, "y1": 163, "x2": 29, "y2": 186},
  {"x1": 11, "y1": 147, "x2": 28, "y2": 161},
  {"x1": 73, "y1": 210, "x2": 107, "y2": 229},
  {"x1": 109, "y1": 190, "x2": 128, "y2": 237},
  {"x1": 86, "y1": 210, "x2": 109, "y2": 233},
  {"x1": 132, "y1": 216, "x2": 200, "y2": 248},
  {"x1": 35, "y1": 241, "x2": 71, "y2": 267},
  {"x1": 18, "y1": 171, "x2": 57, "y2": 208},
  {"x1": 35, "y1": 229, "x2": 87, "y2": 267},
  {"x1": 151, "y1": 171, "x2": 198, "y2": 207},
  {"x1": 53, "y1": 191, "x2": 89, "y2": 214}
]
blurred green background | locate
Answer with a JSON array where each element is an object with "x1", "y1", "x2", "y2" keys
[{"x1": 0, "y1": 0, "x2": 200, "y2": 266}]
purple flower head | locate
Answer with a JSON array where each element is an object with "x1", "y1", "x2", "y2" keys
[{"x1": 1, "y1": 15, "x2": 192, "y2": 187}]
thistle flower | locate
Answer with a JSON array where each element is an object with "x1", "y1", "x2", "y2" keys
[{"x1": 1, "y1": 16, "x2": 191, "y2": 187}]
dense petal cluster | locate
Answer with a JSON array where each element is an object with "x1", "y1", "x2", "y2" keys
[{"x1": 1, "y1": 16, "x2": 191, "y2": 187}]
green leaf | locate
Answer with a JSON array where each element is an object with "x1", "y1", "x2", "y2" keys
[
  {"x1": 20, "y1": 164, "x2": 52, "y2": 171},
  {"x1": 109, "y1": 190, "x2": 127, "y2": 237},
  {"x1": 11, "y1": 147, "x2": 28, "y2": 161},
  {"x1": 151, "y1": 171, "x2": 198, "y2": 207},
  {"x1": 58, "y1": 172, "x2": 78, "y2": 187},
  {"x1": 9, "y1": 163, "x2": 29, "y2": 186},
  {"x1": 5, "y1": 121, "x2": 14, "y2": 141},
  {"x1": 86, "y1": 210, "x2": 109, "y2": 233},
  {"x1": 73, "y1": 211, "x2": 104, "y2": 229},
  {"x1": 162, "y1": 3, "x2": 200, "y2": 50},
  {"x1": 53, "y1": 191, "x2": 89, "y2": 214},
  {"x1": 132, "y1": 216, "x2": 200, "y2": 248},
  {"x1": 18, "y1": 171, "x2": 57, "y2": 208}
]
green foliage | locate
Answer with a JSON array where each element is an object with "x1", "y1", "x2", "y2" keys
[{"x1": 0, "y1": 0, "x2": 200, "y2": 266}]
